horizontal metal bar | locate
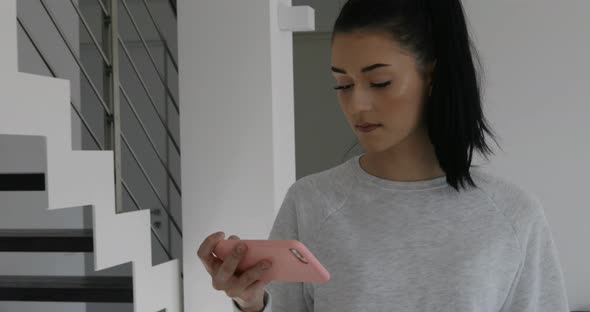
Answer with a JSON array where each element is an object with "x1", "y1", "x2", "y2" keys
[
  {"x1": 119, "y1": 85, "x2": 180, "y2": 159},
  {"x1": 118, "y1": 38, "x2": 181, "y2": 152},
  {"x1": 68, "y1": 0, "x2": 111, "y2": 67},
  {"x1": 96, "y1": 0, "x2": 108, "y2": 17},
  {"x1": 119, "y1": 86, "x2": 182, "y2": 196},
  {"x1": 17, "y1": 17, "x2": 56, "y2": 73},
  {"x1": 38, "y1": 0, "x2": 112, "y2": 117},
  {"x1": 118, "y1": 81, "x2": 180, "y2": 155},
  {"x1": 83, "y1": 38, "x2": 177, "y2": 74},
  {"x1": 140, "y1": 0, "x2": 178, "y2": 72},
  {"x1": 121, "y1": 179, "x2": 174, "y2": 260},
  {"x1": 152, "y1": 226, "x2": 173, "y2": 260},
  {"x1": 71, "y1": 96, "x2": 105, "y2": 151},
  {"x1": 118, "y1": 37, "x2": 182, "y2": 143},
  {"x1": 17, "y1": 17, "x2": 105, "y2": 151},
  {"x1": 119, "y1": 0, "x2": 179, "y2": 114},
  {"x1": 121, "y1": 133, "x2": 183, "y2": 237}
]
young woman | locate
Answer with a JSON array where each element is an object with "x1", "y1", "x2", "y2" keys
[{"x1": 197, "y1": 0, "x2": 570, "y2": 311}]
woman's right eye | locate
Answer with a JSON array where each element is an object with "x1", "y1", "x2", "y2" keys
[{"x1": 333, "y1": 84, "x2": 352, "y2": 91}]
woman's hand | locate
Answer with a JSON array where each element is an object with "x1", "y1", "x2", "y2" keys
[{"x1": 197, "y1": 231, "x2": 272, "y2": 311}]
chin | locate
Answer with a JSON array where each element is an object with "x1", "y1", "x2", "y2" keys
[{"x1": 358, "y1": 141, "x2": 393, "y2": 154}]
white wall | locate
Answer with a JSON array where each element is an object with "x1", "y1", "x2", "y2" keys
[
  {"x1": 291, "y1": 0, "x2": 589, "y2": 310},
  {"x1": 463, "y1": 2, "x2": 590, "y2": 309},
  {"x1": 178, "y1": 0, "x2": 304, "y2": 310}
]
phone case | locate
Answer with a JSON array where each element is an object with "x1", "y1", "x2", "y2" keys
[{"x1": 213, "y1": 239, "x2": 330, "y2": 284}]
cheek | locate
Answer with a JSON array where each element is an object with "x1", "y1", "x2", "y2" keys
[
  {"x1": 379, "y1": 90, "x2": 424, "y2": 126},
  {"x1": 387, "y1": 72, "x2": 426, "y2": 113}
]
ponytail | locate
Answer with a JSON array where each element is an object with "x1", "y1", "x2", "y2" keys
[{"x1": 425, "y1": 0, "x2": 497, "y2": 190}]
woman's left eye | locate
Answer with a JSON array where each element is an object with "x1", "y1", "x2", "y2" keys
[
  {"x1": 332, "y1": 81, "x2": 392, "y2": 92},
  {"x1": 371, "y1": 81, "x2": 392, "y2": 88}
]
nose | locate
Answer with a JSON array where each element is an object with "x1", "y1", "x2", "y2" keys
[{"x1": 348, "y1": 92, "x2": 375, "y2": 113}]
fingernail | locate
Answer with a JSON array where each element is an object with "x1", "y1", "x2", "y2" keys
[
  {"x1": 216, "y1": 232, "x2": 225, "y2": 238},
  {"x1": 261, "y1": 261, "x2": 271, "y2": 269},
  {"x1": 236, "y1": 243, "x2": 245, "y2": 253}
]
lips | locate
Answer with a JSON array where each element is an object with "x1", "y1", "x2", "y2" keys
[
  {"x1": 356, "y1": 124, "x2": 382, "y2": 132},
  {"x1": 356, "y1": 123, "x2": 381, "y2": 128}
]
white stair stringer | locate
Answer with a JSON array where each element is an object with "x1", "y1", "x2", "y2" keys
[{"x1": 0, "y1": 1, "x2": 182, "y2": 311}]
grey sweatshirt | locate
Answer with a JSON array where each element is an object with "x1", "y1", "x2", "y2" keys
[{"x1": 233, "y1": 154, "x2": 570, "y2": 311}]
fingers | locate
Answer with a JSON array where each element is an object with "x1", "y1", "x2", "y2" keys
[
  {"x1": 213, "y1": 241, "x2": 247, "y2": 285},
  {"x1": 222, "y1": 235, "x2": 241, "y2": 275},
  {"x1": 200, "y1": 234, "x2": 272, "y2": 305},
  {"x1": 234, "y1": 260, "x2": 272, "y2": 291},
  {"x1": 212, "y1": 234, "x2": 239, "y2": 273},
  {"x1": 197, "y1": 231, "x2": 225, "y2": 275},
  {"x1": 225, "y1": 260, "x2": 272, "y2": 300}
]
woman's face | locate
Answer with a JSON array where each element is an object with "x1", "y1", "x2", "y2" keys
[{"x1": 331, "y1": 32, "x2": 435, "y2": 153}]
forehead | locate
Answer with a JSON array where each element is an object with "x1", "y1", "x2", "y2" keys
[{"x1": 331, "y1": 32, "x2": 412, "y2": 73}]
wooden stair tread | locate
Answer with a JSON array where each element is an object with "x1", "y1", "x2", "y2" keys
[
  {"x1": 0, "y1": 229, "x2": 93, "y2": 252},
  {"x1": 0, "y1": 275, "x2": 133, "y2": 303}
]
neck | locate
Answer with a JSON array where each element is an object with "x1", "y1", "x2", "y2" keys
[{"x1": 359, "y1": 124, "x2": 445, "y2": 182}]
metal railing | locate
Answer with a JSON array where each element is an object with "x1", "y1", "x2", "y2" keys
[{"x1": 17, "y1": 0, "x2": 181, "y2": 263}]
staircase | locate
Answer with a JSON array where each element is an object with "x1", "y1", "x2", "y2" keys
[
  {"x1": 0, "y1": 228, "x2": 132, "y2": 303},
  {"x1": 0, "y1": 0, "x2": 182, "y2": 310}
]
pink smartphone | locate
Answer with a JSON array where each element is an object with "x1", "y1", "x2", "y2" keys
[{"x1": 213, "y1": 239, "x2": 330, "y2": 284}]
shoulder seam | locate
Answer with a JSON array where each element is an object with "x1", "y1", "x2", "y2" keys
[
  {"x1": 475, "y1": 186, "x2": 524, "y2": 255},
  {"x1": 308, "y1": 168, "x2": 358, "y2": 252}
]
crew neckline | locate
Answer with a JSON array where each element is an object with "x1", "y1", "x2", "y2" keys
[{"x1": 349, "y1": 154, "x2": 448, "y2": 190}]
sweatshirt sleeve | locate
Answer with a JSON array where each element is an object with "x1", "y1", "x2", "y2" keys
[
  {"x1": 499, "y1": 198, "x2": 570, "y2": 312},
  {"x1": 232, "y1": 289, "x2": 271, "y2": 312},
  {"x1": 231, "y1": 181, "x2": 312, "y2": 312}
]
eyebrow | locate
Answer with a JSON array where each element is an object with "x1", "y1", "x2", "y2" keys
[{"x1": 331, "y1": 63, "x2": 391, "y2": 74}]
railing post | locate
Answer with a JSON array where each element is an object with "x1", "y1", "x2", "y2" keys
[
  {"x1": 103, "y1": 0, "x2": 123, "y2": 213},
  {"x1": 164, "y1": 44, "x2": 172, "y2": 252}
]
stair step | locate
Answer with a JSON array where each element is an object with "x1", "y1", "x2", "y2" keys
[
  {"x1": 0, "y1": 173, "x2": 45, "y2": 191},
  {"x1": 0, "y1": 276, "x2": 133, "y2": 303},
  {"x1": 0, "y1": 229, "x2": 93, "y2": 252}
]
